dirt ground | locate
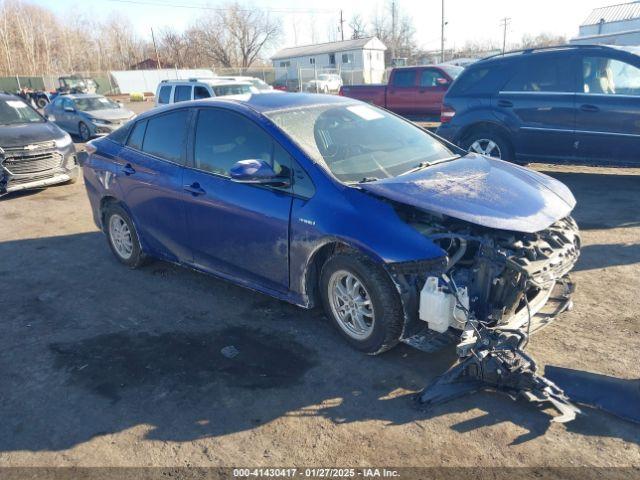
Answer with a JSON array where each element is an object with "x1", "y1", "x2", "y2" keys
[{"x1": 0, "y1": 100, "x2": 638, "y2": 470}]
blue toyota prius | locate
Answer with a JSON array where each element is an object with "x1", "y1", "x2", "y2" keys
[{"x1": 83, "y1": 93, "x2": 580, "y2": 355}]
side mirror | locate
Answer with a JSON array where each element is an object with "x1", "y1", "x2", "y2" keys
[
  {"x1": 436, "y1": 77, "x2": 450, "y2": 87},
  {"x1": 230, "y1": 159, "x2": 290, "y2": 187},
  {"x1": 64, "y1": 106, "x2": 75, "y2": 112}
]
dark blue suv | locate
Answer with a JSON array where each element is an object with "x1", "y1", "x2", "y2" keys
[{"x1": 436, "y1": 45, "x2": 640, "y2": 164}]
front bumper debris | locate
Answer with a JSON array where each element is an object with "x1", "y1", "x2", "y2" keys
[{"x1": 418, "y1": 326, "x2": 581, "y2": 423}]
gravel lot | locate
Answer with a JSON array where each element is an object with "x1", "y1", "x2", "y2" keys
[{"x1": 0, "y1": 100, "x2": 638, "y2": 470}]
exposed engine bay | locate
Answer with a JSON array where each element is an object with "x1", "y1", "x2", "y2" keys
[
  {"x1": 404, "y1": 210, "x2": 580, "y2": 333},
  {"x1": 391, "y1": 206, "x2": 583, "y2": 422}
]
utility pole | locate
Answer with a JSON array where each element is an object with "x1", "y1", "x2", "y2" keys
[
  {"x1": 391, "y1": 0, "x2": 397, "y2": 60},
  {"x1": 150, "y1": 27, "x2": 161, "y2": 69},
  {"x1": 339, "y1": 9, "x2": 345, "y2": 41},
  {"x1": 440, "y1": 0, "x2": 445, "y2": 63},
  {"x1": 500, "y1": 17, "x2": 511, "y2": 55}
]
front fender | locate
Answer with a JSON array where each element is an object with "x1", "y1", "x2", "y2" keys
[{"x1": 289, "y1": 185, "x2": 446, "y2": 301}]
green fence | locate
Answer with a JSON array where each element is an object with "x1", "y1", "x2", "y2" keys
[{"x1": 0, "y1": 76, "x2": 45, "y2": 92}]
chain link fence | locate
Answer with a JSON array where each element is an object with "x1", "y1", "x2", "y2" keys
[{"x1": 0, "y1": 65, "x2": 390, "y2": 97}]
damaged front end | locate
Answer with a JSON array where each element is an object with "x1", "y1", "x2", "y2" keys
[{"x1": 388, "y1": 208, "x2": 582, "y2": 421}]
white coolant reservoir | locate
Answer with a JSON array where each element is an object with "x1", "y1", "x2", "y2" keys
[
  {"x1": 419, "y1": 277, "x2": 451, "y2": 333},
  {"x1": 419, "y1": 277, "x2": 469, "y2": 333}
]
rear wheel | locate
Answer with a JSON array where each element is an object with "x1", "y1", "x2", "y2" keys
[
  {"x1": 104, "y1": 204, "x2": 146, "y2": 268},
  {"x1": 36, "y1": 97, "x2": 48, "y2": 109},
  {"x1": 463, "y1": 128, "x2": 514, "y2": 160},
  {"x1": 320, "y1": 252, "x2": 404, "y2": 354}
]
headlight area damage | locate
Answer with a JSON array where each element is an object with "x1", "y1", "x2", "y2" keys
[{"x1": 387, "y1": 208, "x2": 582, "y2": 422}]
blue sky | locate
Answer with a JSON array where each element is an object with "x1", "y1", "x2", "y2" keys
[{"x1": 34, "y1": 0, "x2": 608, "y2": 54}]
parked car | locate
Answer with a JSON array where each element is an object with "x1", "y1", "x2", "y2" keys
[
  {"x1": 339, "y1": 65, "x2": 463, "y2": 119},
  {"x1": 0, "y1": 93, "x2": 78, "y2": 195},
  {"x1": 304, "y1": 73, "x2": 343, "y2": 93},
  {"x1": 44, "y1": 94, "x2": 136, "y2": 141},
  {"x1": 82, "y1": 93, "x2": 579, "y2": 355},
  {"x1": 436, "y1": 44, "x2": 640, "y2": 164},
  {"x1": 213, "y1": 76, "x2": 275, "y2": 92},
  {"x1": 155, "y1": 78, "x2": 259, "y2": 106}
]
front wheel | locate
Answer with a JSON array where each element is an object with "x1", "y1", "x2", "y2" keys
[
  {"x1": 78, "y1": 122, "x2": 91, "y2": 142},
  {"x1": 463, "y1": 129, "x2": 514, "y2": 160},
  {"x1": 36, "y1": 97, "x2": 48, "y2": 109},
  {"x1": 320, "y1": 252, "x2": 404, "y2": 354}
]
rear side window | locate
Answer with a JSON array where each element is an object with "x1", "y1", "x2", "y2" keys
[
  {"x1": 194, "y1": 108, "x2": 289, "y2": 177},
  {"x1": 451, "y1": 67, "x2": 491, "y2": 94},
  {"x1": 127, "y1": 120, "x2": 147, "y2": 150},
  {"x1": 174, "y1": 86, "x2": 192, "y2": 102},
  {"x1": 158, "y1": 86, "x2": 171, "y2": 104},
  {"x1": 392, "y1": 70, "x2": 416, "y2": 87},
  {"x1": 142, "y1": 110, "x2": 189, "y2": 164},
  {"x1": 194, "y1": 86, "x2": 211, "y2": 99},
  {"x1": 504, "y1": 56, "x2": 574, "y2": 92}
]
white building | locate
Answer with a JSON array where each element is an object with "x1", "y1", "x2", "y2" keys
[
  {"x1": 271, "y1": 37, "x2": 387, "y2": 87},
  {"x1": 571, "y1": 1, "x2": 640, "y2": 46}
]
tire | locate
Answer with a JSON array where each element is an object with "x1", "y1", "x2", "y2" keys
[
  {"x1": 462, "y1": 128, "x2": 514, "y2": 161},
  {"x1": 36, "y1": 97, "x2": 48, "y2": 109},
  {"x1": 78, "y1": 122, "x2": 91, "y2": 142},
  {"x1": 104, "y1": 204, "x2": 146, "y2": 268},
  {"x1": 320, "y1": 251, "x2": 404, "y2": 355}
]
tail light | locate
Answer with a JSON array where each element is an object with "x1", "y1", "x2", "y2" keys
[
  {"x1": 440, "y1": 104, "x2": 456, "y2": 124},
  {"x1": 338, "y1": 87, "x2": 345, "y2": 96},
  {"x1": 85, "y1": 140, "x2": 97, "y2": 155}
]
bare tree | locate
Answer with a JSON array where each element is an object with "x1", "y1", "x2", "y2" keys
[
  {"x1": 159, "y1": 28, "x2": 187, "y2": 68},
  {"x1": 518, "y1": 32, "x2": 567, "y2": 50},
  {"x1": 370, "y1": 1, "x2": 416, "y2": 63},
  {"x1": 349, "y1": 14, "x2": 367, "y2": 40}
]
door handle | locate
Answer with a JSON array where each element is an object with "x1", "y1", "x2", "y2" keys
[
  {"x1": 497, "y1": 99, "x2": 513, "y2": 108},
  {"x1": 122, "y1": 163, "x2": 136, "y2": 175},
  {"x1": 183, "y1": 182, "x2": 206, "y2": 196},
  {"x1": 580, "y1": 104, "x2": 600, "y2": 112}
]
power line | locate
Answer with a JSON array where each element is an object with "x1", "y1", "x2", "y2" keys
[{"x1": 106, "y1": 0, "x2": 334, "y2": 14}]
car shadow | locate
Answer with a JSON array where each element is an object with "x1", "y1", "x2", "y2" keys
[
  {"x1": 1, "y1": 232, "x2": 638, "y2": 453},
  {"x1": 574, "y1": 242, "x2": 640, "y2": 271}
]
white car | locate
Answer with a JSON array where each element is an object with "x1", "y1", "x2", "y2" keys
[
  {"x1": 304, "y1": 74, "x2": 343, "y2": 93},
  {"x1": 155, "y1": 79, "x2": 259, "y2": 106},
  {"x1": 213, "y1": 76, "x2": 275, "y2": 92}
]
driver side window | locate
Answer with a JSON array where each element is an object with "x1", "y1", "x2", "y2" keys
[
  {"x1": 583, "y1": 56, "x2": 640, "y2": 96},
  {"x1": 194, "y1": 108, "x2": 289, "y2": 177}
]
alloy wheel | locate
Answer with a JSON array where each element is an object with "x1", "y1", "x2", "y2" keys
[
  {"x1": 109, "y1": 214, "x2": 134, "y2": 260},
  {"x1": 328, "y1": 270, "x2": 375, "y2": 339},
  {"x1": 469, "y1": 138, "x2": 502, "y2": 158}
]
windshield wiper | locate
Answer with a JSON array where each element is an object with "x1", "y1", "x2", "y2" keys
[
  {"x1": 358, "y1": 177, "x2": 379, "y2": 183},
  {"x1": 400, "y1": 156, "x2": 459, "y2": 176}
]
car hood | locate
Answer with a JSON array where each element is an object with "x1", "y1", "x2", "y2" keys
[
  {"x1": 0, "y1": 121, "x2": 66, "y2": 148},
  {"x1": 358, "y1": 154, "x2": 576, "y2": 233},
  {"x1": 85, "y1": 108, "x2": 134, "y2": 121}
]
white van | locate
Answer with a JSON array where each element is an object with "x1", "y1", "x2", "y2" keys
[{"x1": 154, "y1": 78, "x2": 258, "y2": 106}]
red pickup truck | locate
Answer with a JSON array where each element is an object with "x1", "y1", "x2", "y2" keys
[{"x1": 339, "y1": 65, "x2": 463, "y2": 119}]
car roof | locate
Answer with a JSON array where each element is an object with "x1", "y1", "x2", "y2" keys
[
  {"x1": 160, "y1": 78, "x2": 252, "y2": 87},
  {"x1": 66, "y1": 93, "x2": 103, "y2": 99},
  {"x1": 0, "y1": 93, "x2": 21, "y2": 101},
  {"x1": 475, "y1": 44, "x2": 639, "y2": 67},
  {"x1": 140, "y1": 92, "x2": 357, "y2": 120}
]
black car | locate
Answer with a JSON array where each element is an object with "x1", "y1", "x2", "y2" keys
[
  {"x1": 436, "y1": 45, "x2": 640, "y2": 165},
  {"x1": 0, "y1": 93, "x2": 78, "y2": 195}
]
